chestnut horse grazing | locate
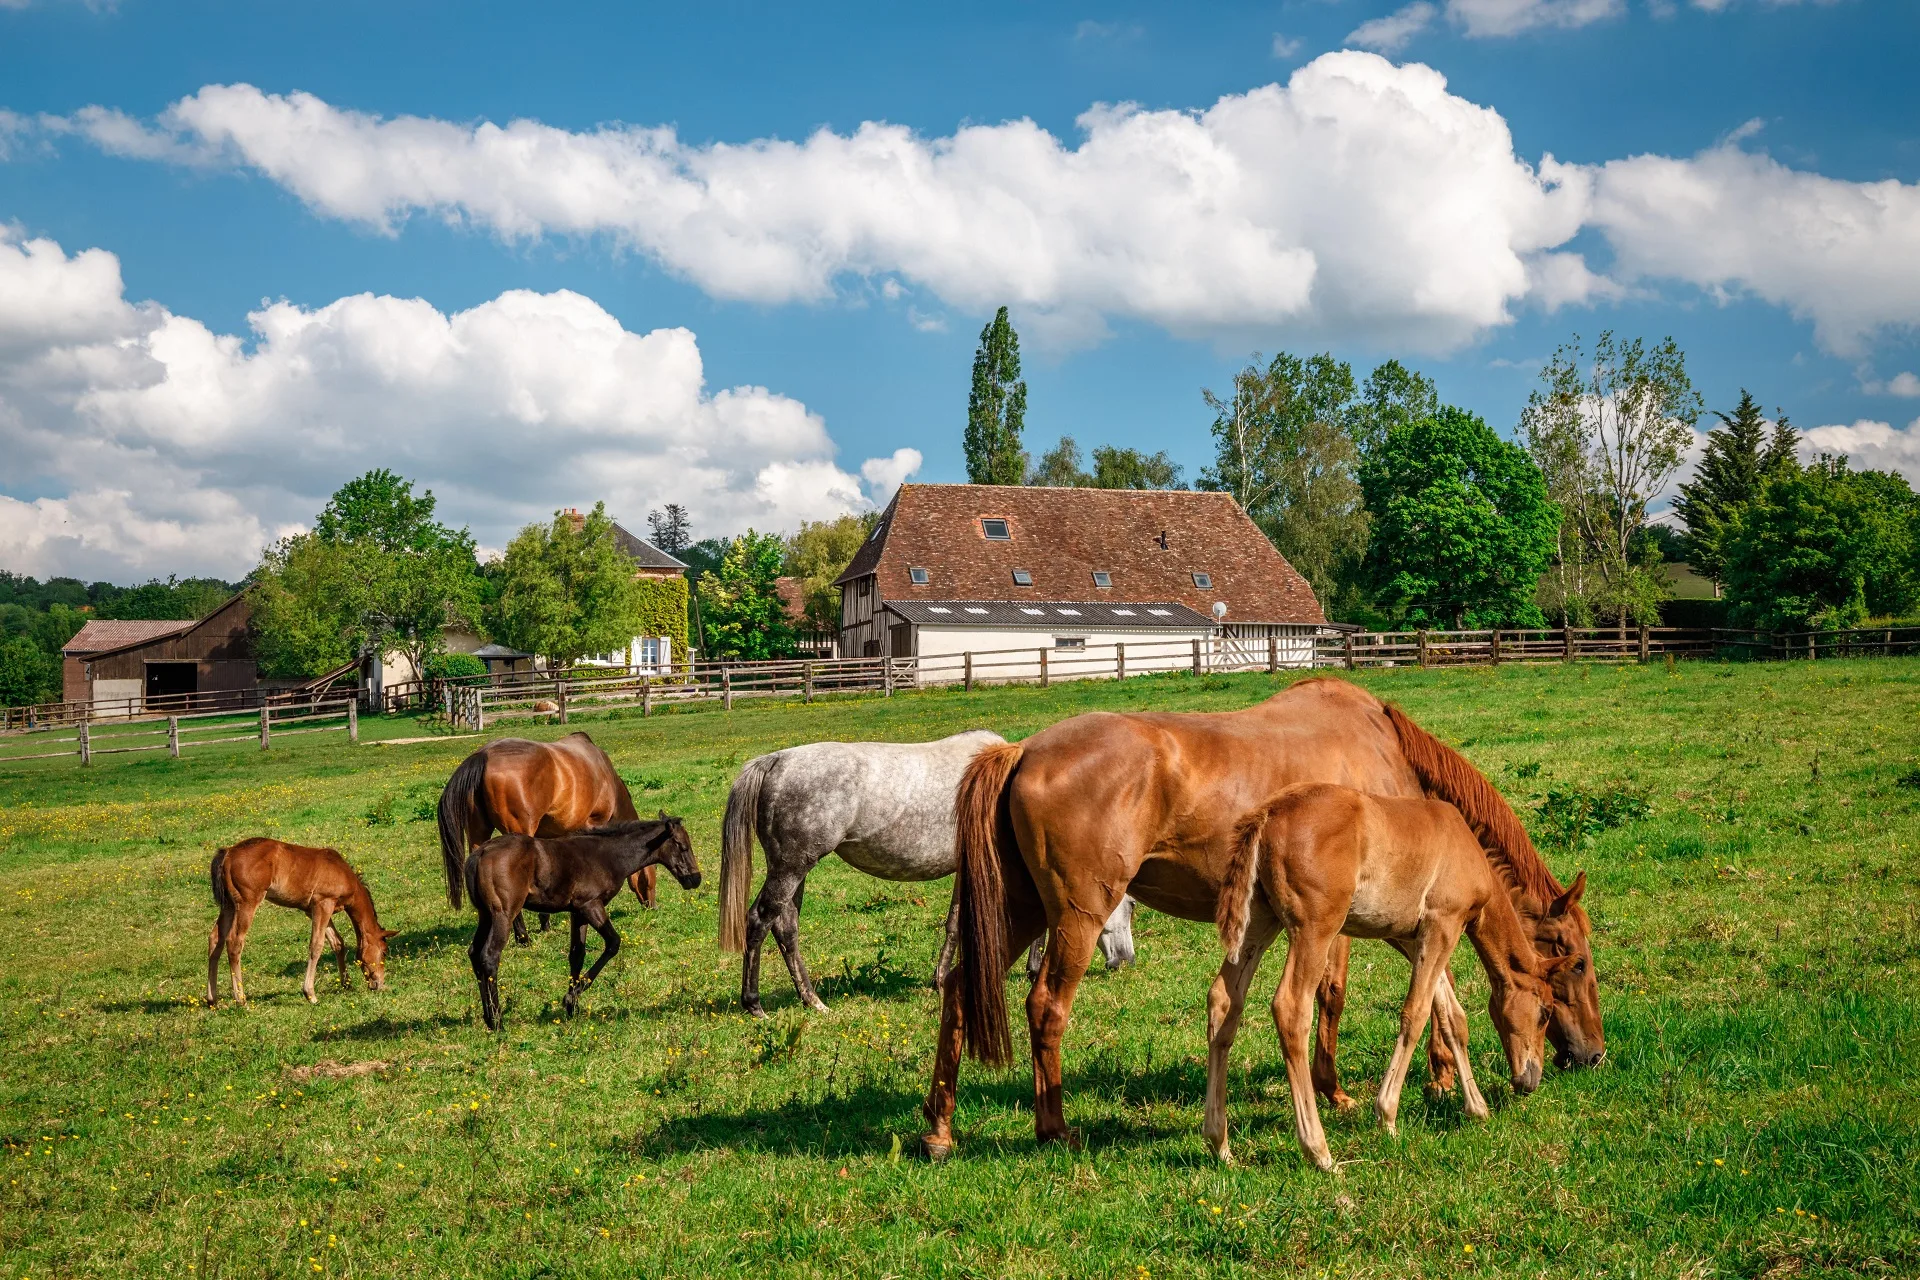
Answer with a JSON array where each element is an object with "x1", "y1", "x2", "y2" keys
[
  {"x1": 206, "y1": 838, "x2": 396, "y2": 1006},
  {"x1": 922, "y1": 677, "x2": 1601, "y2": 1158},
  {"x1": 467, "y1": 815, "x2": 702, "y2": 1030},
  {"x1": 438, "y1": 732, "x2": 655, "y2": 942},
  {"x1": 1208, "y1": 784, "x2": 1560, "y2": 1169}
]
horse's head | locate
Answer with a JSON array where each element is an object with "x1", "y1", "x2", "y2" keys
[
  {"x1": 654, "y1": 811, "x2": 702, "y2": 891},
  {"x1": 1529, "y1": 872, "x2": 1605, "y2": 1070},
  {"x1": 1487, "y1": 961, "x2": 1556, "y2": 1096},
  {"x1": 360, "y1": 926, "x2": 399, "y2": 991}
]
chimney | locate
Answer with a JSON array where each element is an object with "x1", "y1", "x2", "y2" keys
[{"x1": 563, "y1": 507, "x2": 586, "y2": 533}]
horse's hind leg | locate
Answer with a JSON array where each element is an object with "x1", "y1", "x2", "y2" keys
[
  {"x1": 566, "y1": 902, "x2": 620, "y2": 1014},
  {"x1": 206, "y1": 910, "x2": 232, "y2": 1007},
  {"x1": 226, "y1": 899, "x2": 259, "y2": 1005},
  {"x1": 1204, "y1": 920, "x2": 1277, "y2": 1164},
  {"x1": 1273, "y1": 922, "x2": 1342, "y2": 1171},
  {"x1": 1311, "y1": 936, "x2": 1358, "y2": 1111},
  {"x1": 1027, "y1": 908, "x2": 1111, "y2": 1147},
  {"x1": 469, "y1": 897, "x2": 513, "y2": 1031},
  {"x1": 1425, "y1": 971, "x2": 1465, "y2": 1100},
  {"x1": 1432, "y1": 976, "x2": 1487, "y2": 1120},
  {"x1": 768, "y1": 873, "x2": 828, "y2": 1013},
  {"x1": 931, "y1": 893, "x2": 961, "y2": 991}
]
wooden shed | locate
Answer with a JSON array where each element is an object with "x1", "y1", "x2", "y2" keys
[{"x1": 61, "y1": 592, "x2": 258, "y2": 713}]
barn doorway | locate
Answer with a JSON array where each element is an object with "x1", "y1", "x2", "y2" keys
[{"x1": 145, "y1": 662, "x2": 197, "y2": 706}]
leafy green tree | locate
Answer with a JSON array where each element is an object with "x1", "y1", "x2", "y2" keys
[
  {"x1": 1721, "y1": 458, "x2": 1917, "y2": 631},
  {"x1": 1028, "y1": 436, "x2": 1092, "y2": 487},
  {"x1": 1091, "y1": 445, "x2": 1186, "y2": 490},
  {"x1": 1360, "y1": 406, "x2": 1559, "y2": 629},
  {"x1": 249, "y1": 537, "x2": 366, "y2": 679},
  {"x1": 698, "y1": 530, "x2": 797, "y2": 660},
  {"x1": 646, "y1": 503, "x2": 693, "y2": 557},
  {"x1": 1350, "y1": 359, "x2": 1439, "y2": 459},
  {"x1": 0, "y1": 635, "x2": 60, "y2": 707},
  {"x1": 315, "y1": 468, "x2": 445, "y2": 551},
  {"x1": 1673, "y1": 390, "x2": 1799, "y2": 583},
  {"x1": 1200, "y1": 350, "x2": 1367, "y2": 615},
  {"x1": 488, "y1": 503, "x2": 645, "y2": 667},
  {"x1": 92, "y1": 577, "x2": 235, "y2": 621},
  {"x1": 784, "y1": 514, "x2": 879, "y2": 630},
  {"x1": 964, "y1": 306, "x2": 1028, "y2": 485}
]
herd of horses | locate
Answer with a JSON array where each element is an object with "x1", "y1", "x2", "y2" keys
[{"x1": 201, "y1": 676, "x2": 1603, "y2": 1168}]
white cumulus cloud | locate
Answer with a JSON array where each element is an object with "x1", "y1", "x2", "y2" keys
[
  {"x1": 53, "y1": 56, "x2": 1599, "y2": 352},
  {"x1": 1797, "y1": 417, "x2": 1920, "y2": 485},
  {"x1": 0, "y1": 228, "x2": 909, "y2": 580},
  {"x1": 1346, "y1": 4, "x2": 1437, "y2": 52}
]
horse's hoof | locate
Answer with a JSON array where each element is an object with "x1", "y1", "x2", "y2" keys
[
  {"x1": 919, "y1": 1135, "x2": 954, "y2": 1163},
  {"x1": 1329, "y1": 1091, "x2": 1359, "y2": 1113},
  {"x1": 806, "y1": 997, "x2": 831, "y2": 1014}
]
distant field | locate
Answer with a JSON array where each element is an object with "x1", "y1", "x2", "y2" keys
[{"x1": 2, "y1": 660, "x2": 1917, "y2": 1278}]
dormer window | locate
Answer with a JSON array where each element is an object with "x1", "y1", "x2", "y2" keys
[
  {"x1": 981, "y1": 518, "x2": 1011, "y2": 540},
  {"x1": 1011, "y1": 569, "x2": 1033, "y2": 587},
  {"x1": 1091, "y1": 571, "x2": 1112, "y2": 589},
  {"x1": 1192, "y1": 572, "x2": 1212, "y2": 589},
  {"x1": 909, "y1": 567, "x2": 930, "y2": 585}
]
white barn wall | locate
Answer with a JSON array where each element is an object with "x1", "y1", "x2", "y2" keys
[{"x1": 911, "y1": 625, "x2": 1212, "y2": 684}]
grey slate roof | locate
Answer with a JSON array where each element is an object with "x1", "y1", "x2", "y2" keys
[
  {"x1": 882, "y1": 600, "x2": 1215, "y2": 629},
  {"x1": 611, "y1": 523, "x2": 690, "y2": 571}
]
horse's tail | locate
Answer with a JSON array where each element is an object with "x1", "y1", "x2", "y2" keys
[
  {"x1": 438, "y1": 751, "x2": 490, "y2": 910},
  {"x1": 718, "y1": 754, "x2": 774, "y2": 953},
  {"x1": 1383, "y1": 701, "x2": 1562, "y2": 901},
  {"x1": 1217, "y1": 811, "x2": 1266, "y2": 965},
  {"x1": 955, "y1": 740, "x2": 1025, "y2": 1067},
  {"x1": 209, "y1": 846, "x2": 232, "y2": 912}
]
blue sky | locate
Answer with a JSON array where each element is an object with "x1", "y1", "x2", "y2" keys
[{"x1": 3, "y1": 0, "x2": 1917, "y2": 579}]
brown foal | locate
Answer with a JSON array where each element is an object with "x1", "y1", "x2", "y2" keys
[
  {"x1": 1208, "y1": 784, "x2": 1561, "y2": 1169},
  {"x1": 206, "y1": 838, "x2": 396, "y2": 1006}
]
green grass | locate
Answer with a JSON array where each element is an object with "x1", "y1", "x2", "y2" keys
[{"x1": 2, "y1": 661, "x2": 1918, "y2": 1278}]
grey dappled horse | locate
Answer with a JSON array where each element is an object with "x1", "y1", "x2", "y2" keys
[{"x1": 718, "y1": 730, "x2": 1137, "y2": 1016}]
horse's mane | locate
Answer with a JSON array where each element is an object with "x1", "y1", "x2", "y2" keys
[{"x1": 1382, "y1": 701, "x2": 1564, "y2": 902}]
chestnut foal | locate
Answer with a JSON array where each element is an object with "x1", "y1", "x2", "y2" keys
[
  {"x1": 1209, "y1": 784, "x2": 1563, "y2": 1170},
  {"x1": 207, "y1": 838, "x2": 396, "y2": 1006},
  {"x1": 467, "y1": 814, "x2": 702, "y2": 1030}
]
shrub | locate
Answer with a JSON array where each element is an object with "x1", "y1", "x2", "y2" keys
[
  {"x1": 423, "y1": 652, "x2": 488, "y2": 681},
  {"x1": 1535, "y1": 782, "x2": 1652, "y2": 849}
]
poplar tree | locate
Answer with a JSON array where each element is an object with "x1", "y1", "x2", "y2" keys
[{"x1": 964, "y1": 307, "x2": 1028, "y2": 484}]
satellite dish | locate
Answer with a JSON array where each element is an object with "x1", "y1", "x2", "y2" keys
[{"x1": 1212, "y1": 601, "x2": 1228, "y2": 620}]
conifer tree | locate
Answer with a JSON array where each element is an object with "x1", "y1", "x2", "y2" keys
[
  {"x1": 964, "y1": 307, "x2": 1028, "y2": 484},
  {"x1": 1674, "y1": 390, "x2": 1798, "y2": 583}
]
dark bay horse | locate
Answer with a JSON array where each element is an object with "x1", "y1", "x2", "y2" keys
[
  {"x1": 207, "y1": 838, "x2": 396, "y2": 1006},
  {"x1": 1210, "y1": 784, "x2": 1562, "y2": 1168},
  {"x1": 467, "y1": 816, "x2": 702, "y2": 1030},
  {"x1": 922, "y1": 677, "x2": 1600, "y2": 1158},
  {"x1": 438, "y1": 732, "x2": 654, "y2": 942}
]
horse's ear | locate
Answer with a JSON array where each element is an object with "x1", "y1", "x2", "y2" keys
[
  {"x1": 658, "y1": 808, "x2": 670, "y2": 822},
  {"x1": 383, "y1": 927, "x2": 400, "y2": 940},
  {"x1": 1548, "y1": 870, "x2": 1587, "y2": 918}
]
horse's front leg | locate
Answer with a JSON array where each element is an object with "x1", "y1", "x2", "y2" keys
[
  {"x1": 572, "y1": 901, "x2": 622, "y2": 1004},
  {"x1": 629, "y1": 864, "x2": 658, "y2": 910},
  {"x1": 303, "y1": 903, "x2": 334, "y2": 1004},
  {"x1": 326, "y1": 920, "x2": 348, "y2": 990},
  {"x1": 562, "y1": 910, "x2": 590, "y2": 1013},
  {"x1": 511, "y1": 911, "x2": 532, "y2": 947}
]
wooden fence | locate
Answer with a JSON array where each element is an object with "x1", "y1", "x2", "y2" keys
[
  {"x1": 0, "y1": 700, "x2": 358, "y2": 766},
  {"x1": 0, "y1": 664, "x2": 359, "y2": 734}
]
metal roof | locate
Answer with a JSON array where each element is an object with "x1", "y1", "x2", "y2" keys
[
  {"x1": 62, "y1": 619, "x2": 195, "y2": 655},
  {"x1": 882, "y1": 600, "x2": 1214, "y2": 629}
]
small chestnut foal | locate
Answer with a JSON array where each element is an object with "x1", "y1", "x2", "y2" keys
[
  {"x1": 207, "y1": 838, "x2": 396, "y2": 1006},
  {"x1": 1210, "y1": 783, "x2": 1564, "y2": 1170}
]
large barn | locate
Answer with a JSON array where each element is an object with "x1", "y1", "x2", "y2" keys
[
  {"x1": 61, "y1": 592, "x2": 257, "y2": 712},
  {"x1": 832, "y1": 484, "x2": 1327, "y2": 669}
]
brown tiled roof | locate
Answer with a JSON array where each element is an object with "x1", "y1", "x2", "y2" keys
[
  {"x1": 835, "y1": 484, "x2": 1325, "y2": 624},
  {"x1": 62, "y1": 619, "x2": 194, "y2": 655},
  {"x1": 774, "y1": 576, "x2": 808, "y2": 621}
]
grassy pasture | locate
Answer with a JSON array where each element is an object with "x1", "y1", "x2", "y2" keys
[{"x1": 1, "y1": 660, "x2": 1917, "y2": 1279}]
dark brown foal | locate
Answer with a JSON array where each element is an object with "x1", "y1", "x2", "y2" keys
[
  {"x1": 207, "y1": 838, "x2": 396, "y2": 1006},
  {"x1": 467, "y1": 814, "x2": 702, "y2": 1030}
]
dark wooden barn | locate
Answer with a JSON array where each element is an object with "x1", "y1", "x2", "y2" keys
[{"x1": 61, "y1": 593, "x2": 258, "y2": 712}]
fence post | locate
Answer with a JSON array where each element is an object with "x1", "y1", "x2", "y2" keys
[
  {"x1": 346, "y1": 699, "x2": 359, "y2": 744},
  {"x1": 472, "y1": 688, "x2": 484, "y2": 733},
  {"x1": 1490, "y1": 630, "x2": 1503, "y2": 665},
  {"x1": 260, "y1": 705, "x2": 271, "y2": 750},
  {"x1": 1039, "y1": 648, "x2": 1049, "y2": 688},
  {"x1": 1638, "y1": 624, "x2": 1650, "y2": 663},
  {"x1": 1191, "y1": 638, "x2": 1202, "y2": 676},
  {"x1": 1116, "y1": 642, "x2": 1126, "y2": 682},
  {"x1": 804, "y1": 661, "x2": 814, "y2": 704},
  {"x1": 166, "y1": 715, "x2": 180, "y2": 758},
  {"x1": 1344, "y1": 632, "x2": 1356, "y2": 671},
  {"x1": 558, "y1": 680, "x2": 569, "y2": 724},
  {"x1": 1267, "y1": 634, "x2": 1278, "y2": 674},
  {"x1": 723, "y1": 669, "x2": 733, "y2": 711},
  {"x1": 1564, "y1": 626, "x2": 1575, "y2": 662},
  {"x1": 964, "y1": 652, "x2": 973, "y2": 693},
  {"x1": 882, "y1": 658, "x2": 893, "y2": 698},
  {"x1": 1417, "y1": 629, "x2": 1430, "y2": 669},
  {"x1": 642, "y1": 675, "x2": 652, "y2": 718},
  {"x1": 78, "y1": 719, "x2": 91, "y2": 765}
]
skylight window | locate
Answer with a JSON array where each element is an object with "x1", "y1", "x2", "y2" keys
[
  {"x1": 1020, "y1": 607, "x2": 1045, "y2": 616},
  {"x1": 1148, "y1": 608, "x2": 1172, "y2": 616},
  {"x1": 928, "y1": 606, "x2": 952, "y2": 614},
  {"x1": 1056, "y1": 608, "x2": 1081, "y2": 616},
  {"x1": 1011, "y1": 569, "x2": 1033, "y2": 586},
  {"x1": 867, "y1": 520, "x2": 886, "y2": 542},
  {"x1": 1091, "y1": 571, "x2": 1112, "y2": 588},
  {"x1": 1112, "y1": 608, "x2": 1136, "y2": 616},
  {"x1": 964, "y1": 607, "x2": 988, "y2": 615},
  {"x1": 1192, "y1": 572, "x2": 1212, "y2": 588},
  {"x1": 909, "y1": 567, "x2": 929, "y2": 585},
  {"x1": 981, "y1": 518, "x2": 1011, "y2": 540}
]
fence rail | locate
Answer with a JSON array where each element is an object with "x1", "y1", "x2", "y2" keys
[
  {"x1": 0, "y1": 700, "x2": 358, "y2": 766},
  {"x1": 0, "y1": 672, "x2": 359, "y2": 734}
]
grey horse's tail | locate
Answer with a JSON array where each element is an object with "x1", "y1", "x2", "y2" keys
[
  {"x1": 718, "y1": 754, "x2": 774, "y2": 953},
  {"x1": 438, "y1": 750, "x2": 490, "y2": 910}
]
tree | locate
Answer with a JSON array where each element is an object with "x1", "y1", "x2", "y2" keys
[
  {"x1": 1200, "y1": 351, "x2": 1368, "y2": 615},
  {"x1": 1523, "y1": 333, "x2": 1702, "y2": 631},
  {"x1": 647, "y1": 503, "x2": 693, "y2": 557},
  {"x1": 1721, "y1": 458, "x2": 1917, "y2": 631},
  {"x1": 1350, "y1": 359, "x2": 1439, "y2": 459},
  {"x1": 698, "y1": 530, "x2": 797, "y2": 660},
  {"x1": 249, "y1": 536, "x2": 368, "y2": 679},
  {"x1": 0, "y1": 635, "x2": 60, "y2": 707},
  {"x1": 314, "y1": 468, "x2": 445, "y2": 552},
  {"x1": 964, "y1": 306, "x2": 1028, "y2": 485},
  {"x1": 1360, "y1": 406, "x2": 1559, "y2": 629},
  {"x1": 487, "y1": 503, "x2": 645, "y2": 667},
  {"x1": 784, "y1": 513, "x2": 880, "y2": 630},
  {"x1": 1673, "y1": 390, "x2": 1799, "y2": 583},
  {"x1": 1028, "y1": 436, "x2": 1092, "y2": 487},
  {"x1": 1090, "y1": 445, "x2": 1186, "y2": 491},
  {"x1": 94, "y1": 577, "x2": 234, "y2": 621}
]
